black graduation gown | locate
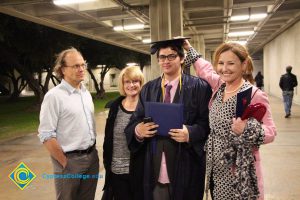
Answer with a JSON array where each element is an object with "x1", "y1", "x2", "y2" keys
[{"x1": 125, "y1": 73, "x2": 212, "y2": 200}]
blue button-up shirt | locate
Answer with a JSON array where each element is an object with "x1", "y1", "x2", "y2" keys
[{"x1": 38, "y1": 79, "x2": 96, "y2": 152}]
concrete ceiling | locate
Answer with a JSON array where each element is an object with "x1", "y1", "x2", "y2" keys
[{"x1": 0, "y1": 0, "x2": 300, "y2": 55}]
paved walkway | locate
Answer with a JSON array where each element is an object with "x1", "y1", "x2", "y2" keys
[{"x1": 0, "y1": 96, "x2": 299, "y2": 200}]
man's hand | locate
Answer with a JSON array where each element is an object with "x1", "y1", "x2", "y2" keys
[
  {"x1": 44, "y1": 138, "x2": 67, "y2": 168},
  {"x1": 169, "y1": 125, "x2": 189, "y2": 142},
  {"x1": 61, "y1": 158, "x2": 68, "y2": 169}
]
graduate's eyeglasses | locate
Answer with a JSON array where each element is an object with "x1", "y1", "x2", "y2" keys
[{"x1": 158, "y1": 54, "x2": 178, "y2": 62}]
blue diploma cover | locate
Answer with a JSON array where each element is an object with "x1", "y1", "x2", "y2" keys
[{"x1": 145, "y1": 102, "x2": 184, "y2": 136}]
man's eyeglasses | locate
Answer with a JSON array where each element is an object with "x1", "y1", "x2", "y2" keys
[
  {"x1": 65, "y1": 63, "x2": 87, "y2": 70},
  {"x1": 158, "y1": 54, "x2": 178, "y2": 62}
]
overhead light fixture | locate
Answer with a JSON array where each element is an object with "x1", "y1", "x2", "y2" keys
[
  {"x1": 227, "y1": 40, "x2": 247, "y2": 45},
  {"x1": 126, "y1": 63, "x2": 138, "y2": 66},
  {"x1": 230, "y1": 15, "x2": 249, "y2": 21},
  {"x1": 228, "y1": 31, "x2": 254, "y2": 37},
  {"x1": 142, "y1": 39, "x2": 151, "y2": 44},
  {"x1": 113, "y1": 24, "x2": 145, "y2": 31},
  {"x1": 124, "y1": 24, "x2": 144, "y2": 30},
  {"x1": 53, "y1": 0, "x2": 96, "y2": 5},
  {"x1": 250, "y1": 13, "x2": 267, "y2": 20},
  {"x1": 231, "y1": 13, "x2": 267, "y2": 21},
  {"x1": 113, "y1": 26, "x2": 124, "y2": 31}
]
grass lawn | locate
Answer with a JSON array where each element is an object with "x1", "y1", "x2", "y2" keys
[{"x1": 0, "y1": 92, "x2": 119, "y2": 140}]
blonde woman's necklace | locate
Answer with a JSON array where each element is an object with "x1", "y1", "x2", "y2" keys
[
  {"x1": 225, "y1": 80, "x2": 244, "y2": 94},
  {"x1": 122, "y1": 97, "x2": 138, "y2": 111}
]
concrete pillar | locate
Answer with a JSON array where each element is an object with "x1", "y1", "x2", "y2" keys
[
  {"x1": 191, "y1": 35, "x2": 199, "y2": 52},
  {"x1": 142, "y1": 64, "x2": 152, "y2": 83},
  {"x1": 189, "y1": 35, "x2": 199, "y2": 76},
  {"x1": 199, "y1": 34, "x2": 205, "y2": 58},
  {"x1": 205, "y1": 50, "x2": 213, "y2": 63},
  {"x1": 189, "y1": 34, "x2": 205, "y2": 76},
  {"x1": 190, "y1": 35, "x2": 205, "y2": 56},
  {"x1": 148, "y1": 0, "x2": 183, "y2": 82}
]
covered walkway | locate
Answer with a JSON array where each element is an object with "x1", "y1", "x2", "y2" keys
[{"x1": 0, "y1": 95, "x2": 299, "y2": 199}]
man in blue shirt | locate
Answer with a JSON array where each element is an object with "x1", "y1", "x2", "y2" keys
[{"x1": 38, "y1": 47, "x2": 99, "y2": 200}]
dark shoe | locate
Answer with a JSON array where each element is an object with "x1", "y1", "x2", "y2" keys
[{"x1": 285, "y1": 113, "x2": 291, "y2": 118}]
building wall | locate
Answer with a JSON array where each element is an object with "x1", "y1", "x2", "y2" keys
[
  {"x1": 253, "y1": 57, "x2": 264, "y2": 88},
  {"x1": 86, "y1": 67, "x2": 120, "y2": 92},
  {"x1": 264, "y1": 21, "x2": 300, "y2": 105}
]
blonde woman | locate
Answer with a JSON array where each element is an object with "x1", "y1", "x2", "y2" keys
[{"x1": 102, "y1": 66, "x2": 145, "y2": 200}]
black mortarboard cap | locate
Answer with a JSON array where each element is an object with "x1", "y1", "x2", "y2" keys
[{"x1": 150, "y1": 37, "x2": 190, "y2": 55}]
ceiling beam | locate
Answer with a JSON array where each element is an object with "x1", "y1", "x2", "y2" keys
[
  {"x1": 248, "y1": 0, "x2": 286, "y2": 52},
  {"x1": 251, "y1": 10, "x2": 300, "y2": 54},
  {"x1": 223, "y1": 0, "x2": 233, "y2": 42},
  {"x1": 0, "y1": 5, "x2": 149, "y2": 54}
]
